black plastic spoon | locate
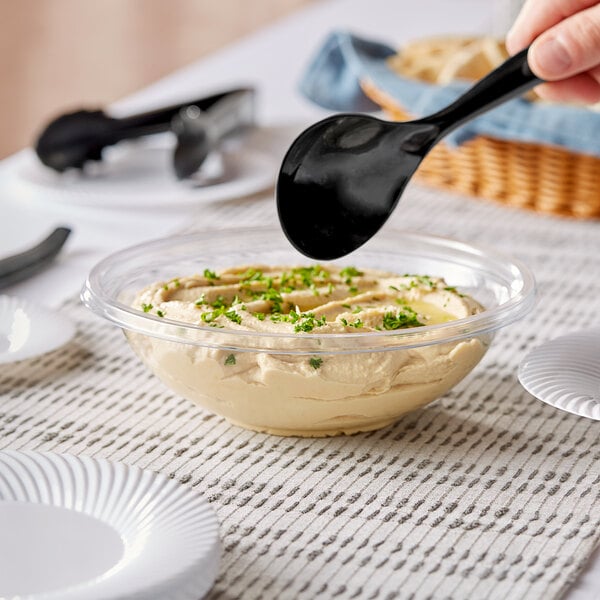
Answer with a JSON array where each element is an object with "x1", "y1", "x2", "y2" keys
[
  {"x1": 277, "y1": 48, "x2": 541, "y2": 260},
  {"x1": 35, "y1": 89, "x2": 249, "y2": 173}
]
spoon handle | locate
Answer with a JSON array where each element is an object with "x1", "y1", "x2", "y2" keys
[{"x1": 423, "y1": 47, "x2": 542, "y2": 137}]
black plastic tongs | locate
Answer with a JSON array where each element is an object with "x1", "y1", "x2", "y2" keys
[
  {"x1": 34, "y1": 87, "x2": 256, "y2": 176},
  {"x1": 171, "y1": 88, "x2": 255, "y2": 180}
]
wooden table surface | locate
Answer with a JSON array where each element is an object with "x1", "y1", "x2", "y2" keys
[{"x1": 0, "y1": 0, "x2": 313, "y2": 159}]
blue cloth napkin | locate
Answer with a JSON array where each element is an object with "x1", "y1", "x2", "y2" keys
[{"x1": 299, "y1": 31, "x2": 600, "y2": 156}]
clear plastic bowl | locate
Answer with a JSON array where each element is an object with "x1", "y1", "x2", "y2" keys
[{"x1": 82, "y1": 227, "x2": 535, "y2": 436}]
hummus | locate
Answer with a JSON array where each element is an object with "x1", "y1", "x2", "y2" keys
[{"x1": 128, "y1": 265, "x2": 489, "y2": 436}]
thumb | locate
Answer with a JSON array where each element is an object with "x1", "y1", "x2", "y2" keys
[{"x1": 528, "y1": 2, "x2": 600, "y2": 81}]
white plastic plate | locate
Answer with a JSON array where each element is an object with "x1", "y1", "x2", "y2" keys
[
  {"x1": 10, "y1": 124, "x2": 305, "y2": 208},
  {"x1": 0, "y1": 295, "x2": 76, "y2": 364},
  {"x1": 0, "y1": 451, "x2": 221, "y2": 599},
  {"x1": 518, "y1": 329, "x2": 600, "y2": 420}
]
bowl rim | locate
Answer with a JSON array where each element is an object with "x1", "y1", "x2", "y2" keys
[{"x1": 81, "y1": 227, "x2": 536, "y2": 354}]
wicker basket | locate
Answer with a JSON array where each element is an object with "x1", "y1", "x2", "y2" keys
[{"x1": 361, "y1": 79, "x2": 600, "y2": 219}]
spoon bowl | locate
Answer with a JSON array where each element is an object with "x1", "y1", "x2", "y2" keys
[
  {"x1": 278, "y1": 114, "x2": 438, "y2": 259},
  {"x1": 277, "y1": 48, "x2": 540, "y2": 259}
]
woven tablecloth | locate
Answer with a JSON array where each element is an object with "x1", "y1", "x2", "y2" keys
[{"x1": 1, "y1": 184, "x2": 599, "y2": 600}]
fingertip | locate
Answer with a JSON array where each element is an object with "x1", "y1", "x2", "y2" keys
[
  {"x1": 505, "y1": 32, "x2": 517, "y2": 55},
  {"x1": 529, "y1": 35, "x2": 573, "y2": 80},
  {"x1": 505, "y1": 26, "x2": 525, "y2": 55},
  {"x1": 533, "y1": 75, "x2": 600, "y2": 104},
  {"x1": 526, "y1": 3, "x2": 600, "y2": 80},
  {"x1": 504, "y1": 4, "x2": 534, "y2": 55}
]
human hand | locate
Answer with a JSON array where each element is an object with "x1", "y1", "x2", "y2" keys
[{"x1": 506, "y1": 0, "x2": 600, "y2": 103}]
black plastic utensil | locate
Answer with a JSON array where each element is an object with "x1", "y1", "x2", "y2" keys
[
  {"x1": 35, "y1": 89, "x2": 249, "y2": 172},
  {"x1": 277, "y1": 48, "x2": 541, "y2": 260},
  {"x1": 172, "y1": 88, "x2": 255, "y2": 180},
  {"x1": 0, "y1": 227, "x2": 71, "y2": 289}
]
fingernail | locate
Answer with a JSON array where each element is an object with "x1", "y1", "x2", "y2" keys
[{"x1": 532, "y1": 37, "x2": 572, "y2": 77}]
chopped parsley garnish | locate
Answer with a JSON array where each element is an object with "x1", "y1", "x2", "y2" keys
[
  {"x1": 444, "y1": 285, "x2": 464, "y2": 297},
  {"x1": 211, "y1": 295, "x2": 227, "y2": 308},
  {"x1": 141, "y1": 303, "x2": 153, "y2": 313},
  {"x1": 261, "y1": 287, "x2": 283, "y2": 313},
  {"x1": 240, "y1": 268, "x2": 264, "y2": 282},
  {"x1": 403, "y1": 274, "x2": 435, "y2": 289},
  {"x1": 224, "y1": 354, "x2": 236, "y2": 365},
  {"x1": 340, "y1": 266, "x2": 363, "y2": 278},
  {"x1": 203, "y1": 269, "x2": 219, "y2": 280},
  {"x1": 293, "y1": 265, "x2": 329, "y2": 287},
  {"x1": 225, "y1": 310, "x2": 242, "y2": 324},
  {"x1": 267, "y1": 310, "x2": 326, "y2": 332},
  {"x1": 382, "y1": 309, "x2": 423, "y2": 330},
  {"x1": 201, "y1": 306, "x2": 242, "y2": 325},
  {"x1": 309, "y1": 357, "x2": 323, "y2": 369},
  {"x1": 341, "y1": 318, "x2": 363, "y2": 328},
  {"x1": 294, "y1": 313, "x2": 327, "y2": 333},
  {"x1": 163, "y1": 266, "x2": 446, "y2": 335},
  {"x1": 287, "y1": 310, "x2": 301, "y2": 324},
  {"x1": 201, "y1": 309, "x2": 224, "y2": 323},
  {"x1": 279, "y1": 272, "x2": 295, "y2": 293}
]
